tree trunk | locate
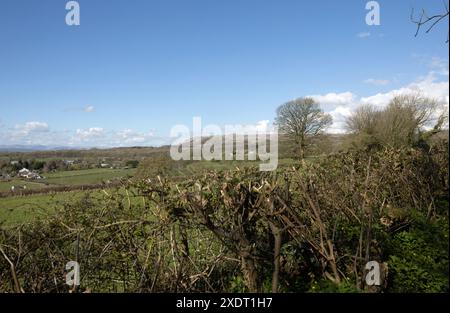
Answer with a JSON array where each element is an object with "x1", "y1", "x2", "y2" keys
[
  {"x1": 240, "y1": 253, "x2": 260, "y2": 293},
  {"x1": 269, "y1": 222, "x2": 282, "y2": 293},
  {"x1": 298, "y1": 146, "x2": 304, "y2": 160},
  {"x1": 297, "y1": 136, "x2": 305, "y2": 160}
]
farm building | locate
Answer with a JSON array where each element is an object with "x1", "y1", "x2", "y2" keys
[
  {"x1": 18, "y1": 168, "x2": 42, "y2": 180},
  {"x1": 18, "y1": 168, "x2": 30, "y2": 176}
]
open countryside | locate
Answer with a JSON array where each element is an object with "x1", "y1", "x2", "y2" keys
[{"x1": 0, "y1": 0, "x2": 448, "y2": 298}]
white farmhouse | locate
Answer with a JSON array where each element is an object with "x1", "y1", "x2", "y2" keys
[
  {"x1": 18, "y1": 168, "x2": 30, "y2": 177},
  {"x1": 18, "y1": 168, "x2": 42, "y2": 180}
]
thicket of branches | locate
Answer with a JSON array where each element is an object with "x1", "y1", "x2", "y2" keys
[{"x1": 1, "y1": 140, "x2": 448, "y2": 293}]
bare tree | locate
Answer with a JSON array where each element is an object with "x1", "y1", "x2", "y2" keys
[
  {"x1": 275, "y1": 97, "x2": 332, "y2": 159},
  {"x1": 377, "y1": 93, "x2": 445, "y2": 147},
  {"x1": 346, "y1": 104, "x2": 380, "y2": 135},
  {"x1": 389, "y1": 93, "x2": 438, "y2": 128},
  {"x1": 346, "y1": 93, "x2": 445, "y2": 148},
  {"x1": 411, "y1": 2, "x2": 449, "y2": 43}
]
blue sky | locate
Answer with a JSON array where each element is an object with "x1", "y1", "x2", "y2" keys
[{"x1": 0, "y1": 0, "x2": 448, "y2": 147}]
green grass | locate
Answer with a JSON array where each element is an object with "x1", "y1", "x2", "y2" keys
[
  {"x1": 0, "y1": 187, "x2": 142, "y2": 227},
  {"x1": 0, "y1": 179, "x2": 52, "y2": 191},
  {"x1": 0, "y1": 168, "x2": 136, "y2": 192},
  {"x1": 42, "y1": 168, "x2": 136, "y2": 186},
  {"x1": 0, "y1": 168, "x2": 137, "y2": 226},
  {"x1": 0, "y1": 191, "x2": 88, "y2": 226}
]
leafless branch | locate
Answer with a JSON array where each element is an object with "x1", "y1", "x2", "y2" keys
[{"x1": 411, "y1": 2, "x2": 449, "y2": 43}]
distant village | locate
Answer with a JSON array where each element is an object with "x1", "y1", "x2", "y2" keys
[
  {"x1": 0, "y1": 158, "x2": 139, "y2": 183},
  {"x1": 0, "y1": 157, "x2": 140, "y2": 194}
]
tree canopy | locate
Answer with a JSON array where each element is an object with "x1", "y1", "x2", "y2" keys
[{"x1": 275, "y1": 97, "x2": 332, "y2": 158}]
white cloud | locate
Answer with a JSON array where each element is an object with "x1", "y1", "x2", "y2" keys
[
  {"x1": 116, "y1": 129, "x2": 155, "y2": 144},
  {"x1": 0, "y1": 125, "x2": 164, "y2": 147},
  {"x1": 306, "y1": 92, "x2": 360, "y2": 133},
  {"x1": 222, "y1": 120, "x2": 276, "y2": 135},
  {"x1": 84, "y1": 106, "x2": 95, "y2": 113},
  {"x1": 429, "y1": 56, "x2": 449, "y2": 76},
  {"x1": 307, "y1": 92, "x2": 358, "y2": 120},
  {"x1": 67, "y1": 127, "x2": 161, "y2": 147},
  {"x1": 360, "y1": 73, "x2": 449, "y2": 129},
  {"x1": 0, "y1": 121, "x2": 51, "y2": 146},
  {"x1": 411, "y1": 54, "x2": 449, "y2": 77},
  {"x1": 15, "y1": 121, "x2": 49, "y2": 135},
  {"x1": 254, "y1": 120, "x2": 271, "y2": 133},
  {"x1": 361, "y1": 73, "x2": 449, "y2": 108},
  {"x1": 364, "y1": 78, "x2": 390, "y2": 86},
  {"x1": 357, "y1": 32, "x2": 371, "y2": 38},
  {"x1": 74, "y1": 127, "x2": 105, "y2": 141},
  {"x1": 309, "y1": 92, "x2": 356, "y2": 107},
  {"x1": 309, "y1": 71, "x2": 449, "y2": 134}
]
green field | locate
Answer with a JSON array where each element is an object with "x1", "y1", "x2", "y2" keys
[
  {"x1": 42, "y1": 168, "x2": 136, "y2": 185},
  {"x1": 0, "y1": 187, "x2": 142, "y2": 227},
  {"x1": 0, "y1": 158, "x2": 312, "y2": 227},
  {"x1": 0, "y1": 179, "x2": 49, "y2": 191},
  {"x1": 0, "y1": 168, "x2": 136, "y2": 192},
  {"x1": 0, "y1": 168, "x2": 137, "y2": 226},
  {"x1": 0, "y1": 191, "x2": 89, "y2": 226}
]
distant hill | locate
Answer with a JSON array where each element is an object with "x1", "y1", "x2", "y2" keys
[
  {"x1": 0, "y1": 145, "x2": 79, "y2": 152},
  {"x1": 0, "y1": 133, "x2": 344, "y2": 157},
  {"x1": 0, "y1": 145, "x2": 172, "y2": 159},
  {"x1": 3, "y1": 130, "x2": 445, "y2": 157}
]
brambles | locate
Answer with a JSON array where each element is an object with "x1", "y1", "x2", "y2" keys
[
  {"x1": 386, "y1": 214, "x2": 449, "y2": 293},
  {"x1": 0, "y1": 141, "x2": 448, "y2": 292}
]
